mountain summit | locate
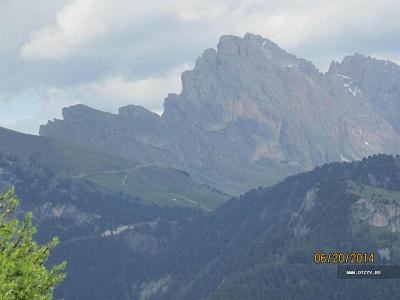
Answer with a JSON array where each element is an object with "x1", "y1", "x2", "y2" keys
[{"x1": 40, "y1": 33, "x2": 400, "y2": 195}]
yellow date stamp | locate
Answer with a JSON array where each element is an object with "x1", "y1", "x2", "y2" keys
[{"x1": 314, "y1": 252, "x2": 375, "y2": 264}]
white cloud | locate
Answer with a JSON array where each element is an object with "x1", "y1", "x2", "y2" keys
[
  {"x1": 20, "y1": 0, "x2": 228, "y2": 60},
  {"x1": 20, "y1": 0, "x2": 400, "y2": 61},
  {"x1": 21, "y1": 0, "x2": 114, "y2": 59}
]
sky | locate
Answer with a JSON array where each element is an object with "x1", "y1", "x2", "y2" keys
[{"x1": 1, "y1": 0, "x2": 399, "y2": 134}]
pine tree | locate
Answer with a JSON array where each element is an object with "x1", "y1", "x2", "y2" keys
[{"x1": 0, "y1": 186, "x2": 66, "y2": 299}]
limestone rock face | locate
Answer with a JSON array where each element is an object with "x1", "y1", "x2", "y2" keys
[
  {"x1": 352, "y1": 197, "x2": 400, "y2": 232},
  {"x1": 40, "y1": 33, "x2": 400, "y2": 194}
]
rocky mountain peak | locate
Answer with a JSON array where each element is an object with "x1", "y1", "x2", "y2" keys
[
  {"x1": 164, "y1": 33, "x2": 321, "y2": 131},
  {"x1": 217, "y1": 33, "x2": 288, "y2": 59},
  {"x1": 118, "y1": 105, "x2": 161, "y2": 121},
  {"x1": 328, "y1": 53, "x2": 400, "y2": 81},
  {"x1": 60, "y1": 104, "x2": 114, "y2": 123}
]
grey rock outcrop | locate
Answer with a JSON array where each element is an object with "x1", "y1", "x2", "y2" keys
[{"x1": 352, "y1": 197, "x2": 400, "y2": 232}]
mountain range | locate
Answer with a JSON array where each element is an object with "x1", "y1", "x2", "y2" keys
[
  {"x1": 1, "y1": 33, "x2": 400, "y2": 299},
  {"x1": 40, "y1": 33, "x2": 400, "y2": 195}
]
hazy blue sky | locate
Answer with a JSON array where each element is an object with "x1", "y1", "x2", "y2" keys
[{"x1": 1, "y1": 0, "x2": 399, "y2": 134}]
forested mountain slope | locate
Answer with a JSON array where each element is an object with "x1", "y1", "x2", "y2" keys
[{"x1": 145, "y1": 155, "x2": 400, "y2": 300}]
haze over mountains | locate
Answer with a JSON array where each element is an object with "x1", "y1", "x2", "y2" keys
[
  {"x1": 1, "y1": 33, "x2": 400, "y2": 299},
  {"x1": 40, "y1": 33, "x2": 400, "y2": 195}
]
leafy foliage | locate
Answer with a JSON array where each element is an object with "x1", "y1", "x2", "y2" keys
[{"x1": 0, "y1": 187, "x2": 65, "y2": 299}]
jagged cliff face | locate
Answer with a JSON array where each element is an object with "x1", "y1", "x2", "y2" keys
[
  {"x1": 40, "y1": 33, "x2": 400, "y2": 194},
  {"x1": 163, "y1": 34, "x2": 400, "y2": 165},
  {"x1": 164, "y1": 34, "x2": 328, "y2": 166}
]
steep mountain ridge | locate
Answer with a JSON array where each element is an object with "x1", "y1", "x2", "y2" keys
[
  {"x1": 328, "y1": 53, "x2": 400, "y2": 133},
  {"x1": 40, "y1": 33, "x2": 400, "y2": 195}
]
